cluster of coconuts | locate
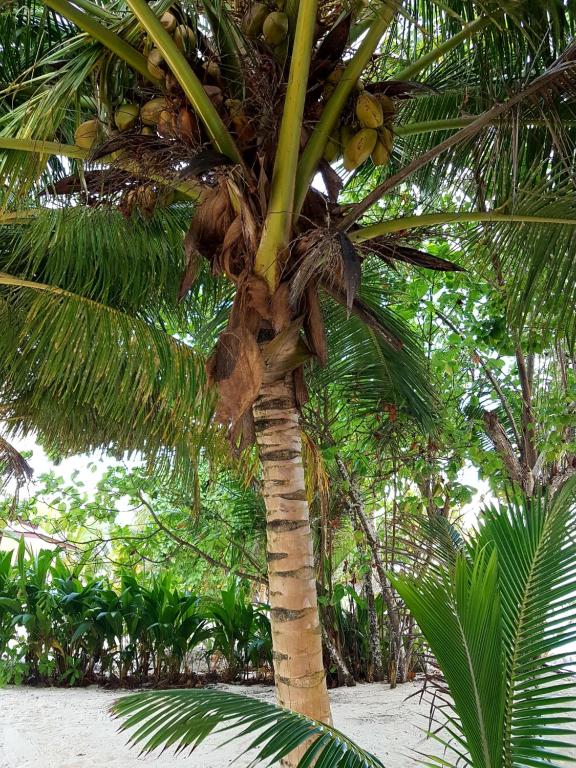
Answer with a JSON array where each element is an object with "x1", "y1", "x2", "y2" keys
[
  {"x1": 323, "y1": 78, "x2": 396, "y2": 171},
  {"x1": 73, "y1": 96, "x2": 194, "y2": 151},
  {"x1": 74, "y1": 11, "x2": 201, "y2": 151},
  {"x1": 241, "y1": 2, "x2": 289, "y2": 47},
  {"x1": 147, "y1": 11, "x2": 202, "y2": 80}
]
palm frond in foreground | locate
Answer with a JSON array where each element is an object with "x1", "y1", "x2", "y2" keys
[
  {"x1": 392, "y1": 481, "x2": 576, "y2": 767},
  {"x1": 112, "y1": 688, "x2": 385, "y2": 768}
]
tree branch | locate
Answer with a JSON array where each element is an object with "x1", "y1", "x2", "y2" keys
[
  {"x1": 434, "y1": 308, "x2": 522, "y2": 448},
  {"x1": 137, "y1": 492, "x2": 267, "y2": 585}
]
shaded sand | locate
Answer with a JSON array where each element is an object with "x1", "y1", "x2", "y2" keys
[{"x1": 0, "y1": 683, "x2": 574, "y2": 767}]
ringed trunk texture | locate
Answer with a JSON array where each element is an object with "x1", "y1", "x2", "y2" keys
[{"x1": 253, "y1": 374, "x2": 332, "y2": 741}]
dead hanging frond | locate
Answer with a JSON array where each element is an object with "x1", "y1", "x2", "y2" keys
[
  {"x1": 0, "y1": 434, "x2": 32, "y2": 494},
  {"x1": 290, "y1": 229, "x2": 361, "y2": 314},
  {"x1": 207, "y1": 325, "x2": 263, "y2": 425}
]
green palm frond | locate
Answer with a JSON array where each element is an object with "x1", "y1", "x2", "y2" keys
[
  {"x1": 313, "y1": 263, "x2": 436, "y2": 429},
  {"x1": 391, "y1": 483, "x2": 576, "y2": 767},
  {"x1": 1, "y1": 205, "x2": 194, "y2": 319},
  {"x1": 0, "y1": 272, "x2": 216, "y2": 485},
  {"x1": 112, "y1": 688, "x2": 385, "y2": 768}
]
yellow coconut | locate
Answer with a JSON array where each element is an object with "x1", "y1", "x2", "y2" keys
[
  {"x1": 378, "y1": 125, "x2": 394, "y2": 153},
  {"x1": 343, "y1": 128, "x2": 377, "y2": 171},
  {"x1": 371, "y1": 139, "x2": 390, "y2": 166},
  {"x1": 356, "y1": 92, "x2": 383, "y2": 129},
  {"x1": 262, "y1": 11, "x2": 288, "y2": 45},
  {"x1": 114, "y1": 103, "x2": 139, "y2": 131},
  {"x1": 379, "y1": 94, "x2": 396, "y2": 120},
  {"x1": 141, "y1": 126, "x2": 155, "y2": 135},
  {"x1": 74, "y1": 118, "x2": 102, "y2": 150},
  {"x1": 141, "y1": 97, "x2": 168, "y2": 126}
]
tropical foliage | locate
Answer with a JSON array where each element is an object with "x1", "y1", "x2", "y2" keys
[
  {"x1": 0, "y1": 539, "x2": 272, "y2": 686},
  {"x1": 1, "y1": 0, "x2": 576, "y2": 761},
  {"x1": 113, "y1": 484, "x2": 576, "y2": 767}
]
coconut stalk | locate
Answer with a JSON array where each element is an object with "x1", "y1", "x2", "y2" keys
[{"x1": 293, "y1": 0, "x2": 402, "y2": 219}]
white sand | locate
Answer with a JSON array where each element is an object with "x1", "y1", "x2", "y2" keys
[{"x1": 0, "y1": 683, "x2": 574, "y2": 767}]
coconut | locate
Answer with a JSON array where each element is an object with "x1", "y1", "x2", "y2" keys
[
  {"x1": 203, "y1": 60, "x2": 221, "y2": 79},
  {"x1": 371, "y1": 139, "x2": 390, "y2": 166},
  {"x1": 160, "y1": 11, "x2": 177, "y2": 33},
  {"x1": 157, "y1": 109, "x2": 175, "y2": 138},
  {"x1": 356, "y1": 92, "x2": 383, "y2": 129},
  {"x1": 242, "y1": 2, "x2": 268, "y2": 38},
  {"x1": 379, "y1": 94, "x2": 396, "y2": 120},
  {"x1": 74, "y1": 118, "x2": 102, "y2": 150},
  {"x1": 141, "y1": 97, "x2": 168, "y2": 126},
  {"x1": 174, "y1": 24, "x2": 196, "y2": 53},
  {"x1": 343, "y1": 128, "x2": 377, "y2": 171},
  {"x1": 114, "y1": 103, "x2": 139, "y2": 131},
  {"x1": 262, "y1": 11, "x2": 288, "y2": 45},
  {"x1": 147, "y1": 48, "x2": 165, "y2": 79}
]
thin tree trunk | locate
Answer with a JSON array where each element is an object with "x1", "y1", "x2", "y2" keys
[
  {"x1": 253, "y1": 374, "x2": 332, "y2": 758},
  {"x1": 321, "y1": 624, "x2": 355, "y2": 687},
  {"x1": 362, "y1": 564, "x2": 385, "y2": 682},
  {"x1": 336, "y1": 456, "x2": 405, "y2": 686}
]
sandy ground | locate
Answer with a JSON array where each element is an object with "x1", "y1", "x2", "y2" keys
[
  {"x1": 0, "y1": 683, "x2": 575, "y2": 768},
  {"x1": 0, "y1": 682, "x2": 454, "y2": 767}
]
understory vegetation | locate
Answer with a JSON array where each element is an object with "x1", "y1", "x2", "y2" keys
[{"x1": 0, "y1": 543, "x2": 273, "y2": 687}]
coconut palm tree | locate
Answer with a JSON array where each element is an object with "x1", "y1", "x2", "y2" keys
[{"x1": 2, "y1": 0, "x2": 576, "y2": 736}]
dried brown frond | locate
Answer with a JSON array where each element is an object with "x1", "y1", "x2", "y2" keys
[{"x1": 290, "y1": 228, "x2": 361, "y2": 313}]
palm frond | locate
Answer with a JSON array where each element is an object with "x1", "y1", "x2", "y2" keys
[
  {"x1": 1, "y1": 205, "x2": 194, "y2": 320},
  {"x1": 0, "y1": 272, "x2": 216, "y2": 487},
  {"x1": 0, "y1": 433, "x2": 33, "y2": 492},
  {"x1": 312, "y1": 261, "x2": 436, "y2": 429},
  {"x1": 112, "y1": 688, "x2": 385, "y2": 768},
  {"x1": 392, "y1": 483, "x2": 576, "y2": 767}
]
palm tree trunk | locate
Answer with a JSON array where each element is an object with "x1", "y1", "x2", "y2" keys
[{"x1": 253, "y1": 373, "x2": 332, "y2": 739}]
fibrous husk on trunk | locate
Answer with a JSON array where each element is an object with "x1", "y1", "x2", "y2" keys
[
  {"x1": 303, "y1": 284, "x2": 327, "y2": 367},
  {"x1": 260, "y1": 319, "x2": 312, "y2": 383},
  {"x1": 207, "y1": 326, "x2": 264, "y2": 424}
]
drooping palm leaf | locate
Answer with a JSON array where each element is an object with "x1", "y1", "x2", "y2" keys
[
  {"x1": 112, "y1": 688, "x2": 385, "y2": 768},
  {"x1": 0, "y1": 433, "x2": 33, "y2": 492},
  {"x1": 0, "y1": 272, "x2": 217, "y2": 486}
]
